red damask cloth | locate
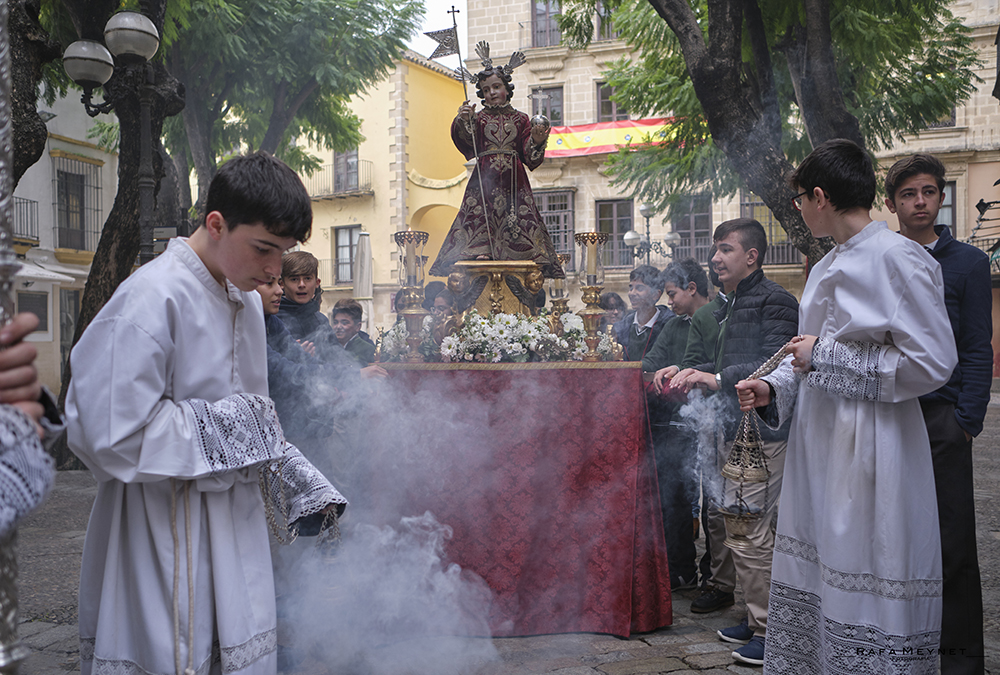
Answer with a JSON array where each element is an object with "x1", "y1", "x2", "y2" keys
[{"x1": 369, "y1": 362, "x2": 672, "y2": 637}]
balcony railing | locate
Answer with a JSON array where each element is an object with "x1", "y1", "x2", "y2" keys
[
  {"x1": 13, "y1": 197, "x2": 38, "y2": 242},
  {"x1": 968, "y1": 237, "x2": 1000, "y2": 273},
  {"x1": 301, "y1": 160, "x2": 373, "y2": 199},
  {"x1": 766, "y1": 241, "x2": 805, "y2": 266}
]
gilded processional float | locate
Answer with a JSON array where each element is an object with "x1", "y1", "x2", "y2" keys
[{"x1": 379, "y1": 40, "x2": 621, "y2": 365}]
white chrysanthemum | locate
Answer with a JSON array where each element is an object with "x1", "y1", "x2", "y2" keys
[{"x1": 561, "y1": 312, "x2": 584, "y2": 333}]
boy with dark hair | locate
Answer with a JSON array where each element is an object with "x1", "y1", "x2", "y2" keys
[
  {"x1": 66, "y1": 152, "x2": 346, "y2": 675},
  {"x1": 612, "y1": 264, "x2": 674, "y2": 362},
  {"x1": 332, "y1": 298, "x2": 377, "y2": 366},
  {"x1": 277, "y1": 251, "x2": 337, "y2": 354},
  {"x1": 642, "y1": 258, "x2": 710, "y2": 591},
  {"x1": 886, "y1": 153, "x2": 989, "y2": 675},
  {"x1": 671, "y1": 218, "x2": 798, "y2": 665},
  {"x1": 738, "y1": 138, "x2": 956, "y2": 673}
]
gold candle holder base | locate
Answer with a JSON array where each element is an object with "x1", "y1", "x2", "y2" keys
[
  {"x1": 396, "y1": 285, "x2": 429, "y2": 363},
  {"x1": 548, "y1": 297, "x2": 570, "y2": 335},
  {"x1": 578, "y1": 285, "x2": 605, "y2": 362}
]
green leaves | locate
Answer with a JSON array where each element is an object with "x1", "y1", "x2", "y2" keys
[
  {"x1": 168, "y1": 0, "x2": 422, "y2": 190},
  {"x1": 560, "y1": 0, "x2": 978, "y2": 208}
]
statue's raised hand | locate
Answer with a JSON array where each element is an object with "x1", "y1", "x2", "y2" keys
[
  {"x1": 458, "y1": 101, "x2": 476, "y2": 121},
  {"x1": 530, "y1": 123, "x2": 550, "y2": 146}
]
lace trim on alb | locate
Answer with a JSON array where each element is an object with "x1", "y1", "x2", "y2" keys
[
  {"x1": 261, "y1": 443, "x2": 347, "y2": 525},
  {"x1": 83, "y1": 628, "x2": 276, "y2": 675},
  {"x1": 220, "y1": 627, "x2": 278, "y2": 673},
  {"x1": 806, "y1": 337, "x2": 883, "y2": 402},
  {"x1": 775, "y1": 534, "x2": 942, "y2": 600},
  {"x1": 765, "y1": 581, "x2": 940, "y2": 675},
  {"x1": 0, "y1": 404, "x2": 54, "y2": 537},
  {"x1": 760, "y1": 354, "x2": 798, "y2": 430},
  {"x1": 181, "y1": 394, "x2": 284, "y2": 475},
  {"x1": 88, "y1": 650, "x2": 211, "y2": 675}
]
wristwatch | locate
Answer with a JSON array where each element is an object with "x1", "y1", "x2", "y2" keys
[{"x1": 715, "y1": 372, "x2": 722, "y2": 389}]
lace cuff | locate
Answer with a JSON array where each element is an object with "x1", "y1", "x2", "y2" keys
[
  {"x1": 261, "y1": 444, "x2": 347, "y2": 529},
  {"x1": 181, "y1": 394, "x2": 285, "y2": 475},
  {"x1": 806, "y1": 337, "x2": 884, "y2": 402},
  {"x1": 760, "y1": 354, "x2": 798, "y2": 430},
  {"x1": 0, "y1": 405, "x2": 55, "y2": 537}
]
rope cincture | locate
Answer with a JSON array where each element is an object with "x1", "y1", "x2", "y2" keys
[{"x1": 170, "y1": 478, "x2": 196, "y2": 675}]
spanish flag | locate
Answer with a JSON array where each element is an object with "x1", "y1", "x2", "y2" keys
[{"x1": 546, "y1": 118, "x2": 675, "y2": 158}]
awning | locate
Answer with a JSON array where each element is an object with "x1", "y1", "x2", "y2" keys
[
  {"x1": 546, "y1": 117, "x2": 676, "y2": 158},
  {"x1": 14, "y1": 261, "x2": 74, "y2": 283}
]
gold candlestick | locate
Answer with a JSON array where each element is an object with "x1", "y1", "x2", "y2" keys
[
  {"x1": 574, "y1": 232, "x2": 609, "y2": 362},
  {"x1": 548, "y1": 297, "x2": 570, "y2": 335},
  {"x1": 395, "y1": 285, "x2": 429, "y2": 362}
]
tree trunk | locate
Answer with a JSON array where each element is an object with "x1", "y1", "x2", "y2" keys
[
  {"x1": 50, "y1": 61, "x2": 184, "y2": 469},
  {"x1": 10, "y1": 0, "x2": 61, "y2": 188},
  {"x1": 780, "y1": 0, "x2": 864, "y2": 149},
  {"x1": 648, "y1": 0, "x2": 839, "y2": 265}
]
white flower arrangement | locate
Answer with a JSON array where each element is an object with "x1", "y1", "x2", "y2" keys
[
  {"x1": 376, "y1": 316, "x2": 438, "y2": 362},
  {"x1": 437, "y1": 310, "x2": 615, "y2": 363}
]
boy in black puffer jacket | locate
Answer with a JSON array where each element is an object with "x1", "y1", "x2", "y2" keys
[{"x1": 671, "y1": 218, "x2": 798, "y2": 666}]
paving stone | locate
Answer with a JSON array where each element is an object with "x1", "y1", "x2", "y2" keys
[
  {"x1": 726, "y1": 665, "x2": 761, "y2": 675},
  {"x1": 17, "y1": 621, "x2": 58, "y2": 639},
  {"x1": 680, "y1": 641, "x2": 731, "y2": 655},
  {"x1": 18, "y1": 650, "x2": 75, "y2": 675},
  {"x1": 682, "y1": 650, "x2": 735, "y2": 669},
  {"x1": 640, "y1": 635, "x2": 687, "y2": 647},
  {"x1": 22, "y1": 625, "x2": 78, "y2": 650},
  {"x1": 596, "y1": 657, "x2": 687, "y2": 674},
  {"x1": 44, "y1": 636, "x2": 79, "y2": 654},
  {"x1": 592, "y1": 638, "x2": 645, "y2": 652}
]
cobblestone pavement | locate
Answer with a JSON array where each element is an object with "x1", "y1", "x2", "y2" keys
[{"x1": 15, "y1": 395, "x2": 1000, "y2": 674}]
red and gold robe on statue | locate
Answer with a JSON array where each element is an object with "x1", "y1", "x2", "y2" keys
[{"x1": 429, "y1": 103, "x2": 565, "y2": 279}]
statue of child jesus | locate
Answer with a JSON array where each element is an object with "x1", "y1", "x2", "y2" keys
[{"x1": 428, "y1": 42, "x2": 565, "y2": 280}]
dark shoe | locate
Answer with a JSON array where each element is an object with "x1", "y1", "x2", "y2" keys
[
  {"x1": 718, "y1": 617, "x2": 753, "y2": 644},
  {"x1": 732, "y1": 635, "x2": 765, "y2": 666},
  {"x1": 690, "y1": 586, "x2": 735, "y2": 613}
]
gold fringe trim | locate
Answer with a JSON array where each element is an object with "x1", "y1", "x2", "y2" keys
[{"x1": 379, "y1": 361, "x2": 641, "y2": 371}]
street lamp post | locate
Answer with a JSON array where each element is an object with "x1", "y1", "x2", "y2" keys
[
  {"x1": 62, "y1": 12, "x2": 160, "y2": 265},
  {"x1": 624, "y1": 204, "x2": 680, "y2": 266}
]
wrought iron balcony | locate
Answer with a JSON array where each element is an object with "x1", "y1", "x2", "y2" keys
[
  {"x1": 13, "y1": 197, "x2": 38, "y2": 242},
  {"x1": 301, "y1": 160, "x2": 373, "y2": 199}
]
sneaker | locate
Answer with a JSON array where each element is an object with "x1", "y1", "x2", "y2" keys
[
  {"x1": 690, "y1": 586, "x2": 735, "y2": 613},
  {"x1": 732, "y1": 635, "x2": 765, "y2": 666},
  {"x1": 718, "y1": 617, "x2": 753, "y2": 644}
]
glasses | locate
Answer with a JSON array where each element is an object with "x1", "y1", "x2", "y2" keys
[{"x1": 792, "y1": 190, "x2": 809, "y2": 211}]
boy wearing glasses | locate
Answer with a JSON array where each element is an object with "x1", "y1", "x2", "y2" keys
[
  {"x1": 886, "y1": 154, "x2": 989, "y2": 675},
  {"x1": 737, "y1": 139, "x2": 957, "y2": 673}
]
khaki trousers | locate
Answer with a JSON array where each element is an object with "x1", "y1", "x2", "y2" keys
[{"x1": 712, "y1": 437, "x2": 785, "y2": 636}]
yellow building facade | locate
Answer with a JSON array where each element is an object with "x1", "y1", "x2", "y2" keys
[{"x1": 297, "y1": 50, "x2": 468, "y2": 332}]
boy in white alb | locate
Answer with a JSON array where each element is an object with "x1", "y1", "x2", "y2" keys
[
  {"x1": 66, "y1": 152, "x2": 345, "y2": 675},
  {"x1": 737, "y1": 139, "x2": 957, "y2": 674}
]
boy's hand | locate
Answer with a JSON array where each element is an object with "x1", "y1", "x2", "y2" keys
[
  {"x1": 735, "y1": 379, "x2": 771, "y2": 412},
  {"x1": 361, "y1": 365, "x2": 388, "y2": 380},
  {"x1": 670, "y1": 368, "x2": 719, "y2": 393},
  {"x1": 652, "y1": 365, "x2": 679, "y2": 394},
  {"x1": 0, "y1": 313, "x2": 44, "y2": 436},
  {"x1": 0, "y1": 313, "x2": 42, "y2": 406},
  {"x1": 786, "y1": 334, "x2": 818, "y2": 374},
  {"x1": 297, "y1": 340, "x2": 316, "y2": 357}
]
